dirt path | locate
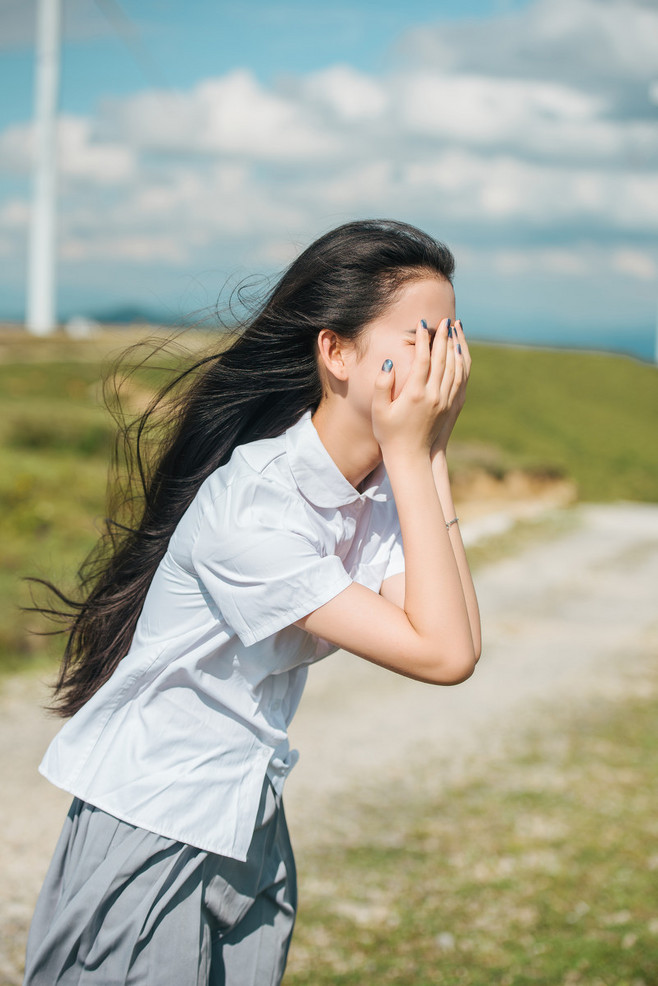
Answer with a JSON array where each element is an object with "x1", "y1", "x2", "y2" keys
[
  {"x1": 1, "y1": 502, "x2": 657, "y2": 984},
  {"x1": 285, "y1": 502, "x2": 658, "y2": 841}
]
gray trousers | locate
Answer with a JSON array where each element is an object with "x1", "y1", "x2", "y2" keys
[{"x1": 23, "y1": 779, "x2": 296, "y2": 986}]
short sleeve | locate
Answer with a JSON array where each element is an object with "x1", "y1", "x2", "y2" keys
[
  {"x1": 369, "y1": 499, "x2": 405, "y2": 585},
  {"x1": 191, "y1": 477, "x2": 353, "y2": 647},
  {"x1": 383, "y1": 524, "x2": 405, "y2": 581}
]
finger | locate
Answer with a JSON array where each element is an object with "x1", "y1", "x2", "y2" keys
[
  {"x1": 448, "y1": 333, "x2": 464, "y2": 403},
  {"x1": 454, "y1": 319, "x2": 471, "y2": 378},
  {"x1": 450, "y1": 318, "x2": 464, "y2": 384},
  {"x1": 408, "y1": 319, "x2": 432, "y2": 387},
  {"x1": 372, "y1": 357, "x2": 395, "y2": 419},
  {"x1": 440, "y1": 321, "x2": 456, "y2": 401},
  {"x1": 428, "y1": 316, "x2": 450, "y2": 392}
]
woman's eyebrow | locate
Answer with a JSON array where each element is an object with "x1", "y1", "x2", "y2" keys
[{"x1": 404, "y1": 326, "x2": 436, "y2": 336}]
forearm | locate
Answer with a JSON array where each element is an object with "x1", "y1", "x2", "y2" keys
[
  {"x1": 384, "y1": 449, "x2": 477, "y2": 675},
  {"x1": 431, "y1": 450, "x2": 482, "y2": 659}
]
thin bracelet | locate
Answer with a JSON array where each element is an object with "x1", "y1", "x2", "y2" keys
[{"x1": 445, "y1": 517, "x2": 459, "y2": 531}]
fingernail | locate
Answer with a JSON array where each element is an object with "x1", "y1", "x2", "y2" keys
[
  {"x1": 448, "y1": 326, "x2": 453, "y2": 338},
  {"x1": 382, "y1": 359, "x2": 393, "y2": 372},
  {"x1": 457, "y1": 343, "x2": 462, "y2": 355},
  {"x1": 458, "y1": 319, "x2": 464, "y2": 333},
  {"x1": 420, "y1": 319, "x2": 428, "y2": 329},
  {"x1": 446, "y1": 318, "x2": 451, "y2": 330}
]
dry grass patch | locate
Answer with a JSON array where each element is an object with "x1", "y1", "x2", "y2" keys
[{"x1": 286, "y1": 665, "x2": 658, "y2": 986}]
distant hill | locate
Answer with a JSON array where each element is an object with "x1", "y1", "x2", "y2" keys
[{"x1": 87, "y1": 305, "x2": 180, "y2": 326}]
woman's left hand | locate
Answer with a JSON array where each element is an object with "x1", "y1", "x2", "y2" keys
[{"x1": 430, "y1": 319, "x2": 472, "y2": 456}]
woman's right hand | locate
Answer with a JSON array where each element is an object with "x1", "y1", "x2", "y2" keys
[{"x1": 371, "y1": 317, "x2": 463, "y2": 461}]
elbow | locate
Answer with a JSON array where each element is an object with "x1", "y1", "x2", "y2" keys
[
  {"x1": 424, "y1": 620, "x2": 481, "y2": 685},
  {"x1": 439, "y1": 657, "x2": 477, "y2": 685},
  {"x1": 428, "y1": 641, "x2": 479, "y2": 686},
  {"x1": 444, "y1": 659, "x2": 476, "y2": 685},
  {"x1": 446, "y1": 628, "x2": 483, "y2": 682}
]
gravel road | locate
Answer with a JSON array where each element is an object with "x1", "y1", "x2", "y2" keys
[{"x1": 1, "y1": 502, "x2": 657, "y2": 984}]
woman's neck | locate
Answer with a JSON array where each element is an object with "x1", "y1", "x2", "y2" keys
[{"x1": 311, "y1": 400, "x2": 382, "y2": 491}]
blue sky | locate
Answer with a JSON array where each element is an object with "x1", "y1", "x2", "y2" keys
[{"x1": 1, "y1": 0, "x2": 657, "y2": 359}]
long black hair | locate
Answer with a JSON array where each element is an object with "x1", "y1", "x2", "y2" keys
[{"x1": 36, "y1": 218, "x2": 455, "y2": 716}]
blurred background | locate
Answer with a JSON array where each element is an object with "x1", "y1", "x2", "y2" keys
[
  {"x1": 0, "y1": 0, "x2": 657, "y2": 357},
  {"x1": 0, "y1": 2, "x2": 657, "y2": 985}
]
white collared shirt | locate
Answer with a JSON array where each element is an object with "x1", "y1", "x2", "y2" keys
[{"x1": 39, "y1": 411, "x2": 404, "y2": 860}]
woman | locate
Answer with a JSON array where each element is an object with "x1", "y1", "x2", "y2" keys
[{"x1": 23, "y1": 218, "x2": 481, "y2": 985}]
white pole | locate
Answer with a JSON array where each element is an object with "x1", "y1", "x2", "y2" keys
[{"x1": 26, "y1": 0, "x2": 62, "y2": 336}]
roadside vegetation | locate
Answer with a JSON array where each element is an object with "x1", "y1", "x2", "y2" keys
[
  {"x1": 286, "y1": 658, "x2": 658, "y2": 985},
  {"x1": 1, "y1": 330, "x2": 655, "y2": 985},
  {"x1": 0, "y1": 330, "x2": 656, "y2": 674}
]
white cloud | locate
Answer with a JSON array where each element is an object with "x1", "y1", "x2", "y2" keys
[
  {"x1": 398, "y1": 0, "x2": 658, "y2": 88},
  {"x1": 59, "y1": 234, "x2": 187, "y2": 264},
  {"x1": 392, "y1": 72, "x2": 657, "y2": 163},
  {"x1": 304, "y1": 161, "x2": 395, "y2": 209},
  {"x1": 0, "y1": 197, "x2": 29, "y2": 228},
  {"x1": 0, "y1": 0, "x2": 656, "y2": 309},
  {"x1": 404, "y1": 151, "x2": 658, "y2": 229},
  {"x1": 253, "y1": 237, "x2": 306, "y2": 266},
  {"x1": 396, "y1": 74, "x2": 604, "y2": 141},
  {"x1": 120, "y1": 162, "x2": 306, "y2": 239},
  {"x1": 491, "y1": 248, "x2": 594, "y2": 277},
  {"x1": 102, "y1": 70, "x2": 341, "y2": 161},
  {"x1": 459, "y1": 241, "x2": 657, "y2": 283},
  {"x1": 43, "y1": 161, "x2": 308, "y2": 269},
  {"x1": 611, "y1": 247, "x2": 657, "y2": 281},
  {"x1": 57, "y1": 117, "x2": 136, "y2": 184},
  {"x1": 0, "y1": 115, "x2": 136, "y2": 183},
  {"x1": 301, "y1": 65, "x2": 389, "y2": 122},
  {"x1": 0, "y1": 122, "x2": 33, "y2": 173}
]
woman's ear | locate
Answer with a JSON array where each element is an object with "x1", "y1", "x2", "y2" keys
[{"x1": 316, "y1": 329, "x2": 350, "y2": 382}]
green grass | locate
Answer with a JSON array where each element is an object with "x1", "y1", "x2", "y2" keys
[
  {"x1": 452, "y1": 344, "x2": 658, "y2": 502},
  {"x1": 0, "y1": 333, "x2": 200, "y2": 672},
  {"x1": 0, "y1": 336, "x2": 656, "y2": 673},
  {"x1": 1, "y1": 335, "x2": 656, "y2": 983},
  {"x1": 286, "y1": 668, "x2": 658, "y2": 985}
]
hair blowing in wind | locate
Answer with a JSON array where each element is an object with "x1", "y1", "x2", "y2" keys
[{"x1": 31, "y1": 219, "x2": 455, "y2": 717}]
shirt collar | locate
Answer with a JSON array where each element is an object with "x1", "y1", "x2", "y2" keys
[{"x1": 286, "y1": 410, "x2": 391, "y2": 509}]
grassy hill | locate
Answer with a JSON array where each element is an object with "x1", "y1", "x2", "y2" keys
[
  {"x1": 0, "y1": 331, "x2": 656, "y2": 673},
  {"x1": 453, "y1": 343, "x2": 657, "y2": 502}
]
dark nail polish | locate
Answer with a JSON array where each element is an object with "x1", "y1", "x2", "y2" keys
[
  {"x1": 382, "y1": 359, "x2": 393, "y2": 372},
  {"x1": 458, "y1": 319, "x2": 464, "y2": 333},
  {"x1": 420, "y1": 319, "x2": 428, "y2": 329},
  {"x1": 446, "y1": 318, "x2": 451, "y2": 330},
  {"x1": 457, "y1": 343, "x2": 462, "y2": 355},
  {"x1": 448, "y1": 326, "x2": 453, "y2": 338}
]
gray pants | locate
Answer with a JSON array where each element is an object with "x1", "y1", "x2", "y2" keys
[{"x1": 23, "y1": 779, "x2": 296, "y2": 985}]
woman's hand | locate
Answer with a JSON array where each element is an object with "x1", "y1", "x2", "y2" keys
[
  {"x1": 430, "y1": 319, "x2": 471, "y2": 456},
  {"x1": 299, "y1": 322, "x2": 479, "y2": 685},
  {"x1": 371, "y1": 316, "x2": 465, "y2": 461}
]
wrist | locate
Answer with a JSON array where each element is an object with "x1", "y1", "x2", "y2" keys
[
  {"x1": 383, "y1": 447, "x2": 435, "y2": 495},
  {"x1": 381, "y1": 441, "x2": 431, "y2": 473},
  {"x1": 430, "y1": 447, "x2": 449, "y2": 474},
  {"x1": 430, "y1": 449, "x2": 457, "y2": 519}
]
